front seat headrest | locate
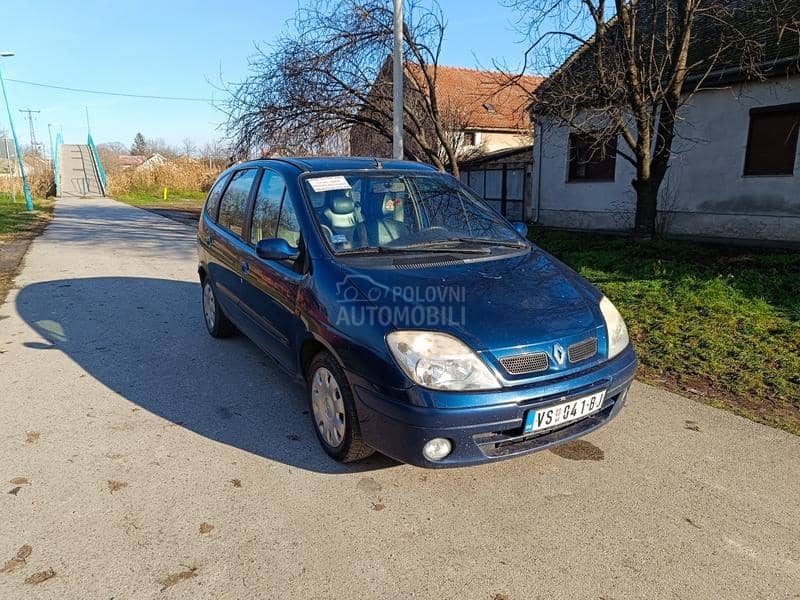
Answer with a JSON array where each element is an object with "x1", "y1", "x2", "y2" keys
[{"x1": 327, "y1": 192, "x2": 354, "y2": 215}]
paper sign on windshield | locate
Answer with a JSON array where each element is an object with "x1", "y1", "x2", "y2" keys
[{"x1": 307, "y1": 176, "x2": 351, "y2": 192}]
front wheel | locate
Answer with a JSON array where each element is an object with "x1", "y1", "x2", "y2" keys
[
  {"x1": 201, "y1": 277, "x2": 235, "y2": 338},
  {"x1": 307, "y1": 352, "x2": 374, "y2": 463}
]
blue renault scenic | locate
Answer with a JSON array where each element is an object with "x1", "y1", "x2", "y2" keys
[{"x1": 197, "y1": 157, "x2": 636, "y2": 467}]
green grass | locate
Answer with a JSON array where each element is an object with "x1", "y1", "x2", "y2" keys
[
  {"x1": 530, "y1": 226, "x2": 800, "y2": 435},
  {"x1": 115, "y1": 189, "x2": 206, "y2": 207},
  {"x1": 0, "y1": 192, "x2": 52, "y2": 236}
]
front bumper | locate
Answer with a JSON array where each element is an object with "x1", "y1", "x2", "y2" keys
[{"x1": 348, "y1": 345, "x2": 636, "y2": 468}]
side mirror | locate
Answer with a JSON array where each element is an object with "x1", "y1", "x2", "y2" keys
[
  {"x1": 256, "y1": 238, "x2": 300, "y2": 261},
  {"x1": 514, "y1": 222, "x2": 528, "y2": 238}
]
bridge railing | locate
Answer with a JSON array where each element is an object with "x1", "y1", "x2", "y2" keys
[
  {"x1": 54, "y1": 132, "x2": 62, "y2": 196},
  {"x1": 87, "y1": 133, "x2": 107, "y2": 195}
]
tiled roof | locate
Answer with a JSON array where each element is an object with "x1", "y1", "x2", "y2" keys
[
  {"x1": 407, "y1": 64, "x2": 544, "y2": 131},
  {"x1": 535, "y1": 0, "x2": 800, "y2": 107},
  {"x1": 118, "y1": 154, "x2": 148, "y2": 167}
]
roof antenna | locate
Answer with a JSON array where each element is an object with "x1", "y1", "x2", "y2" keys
[{"x1": 374, "y1": 158, "x2": 383, "y2": 168}]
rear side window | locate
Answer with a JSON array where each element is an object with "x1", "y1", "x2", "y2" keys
[
  {"x1": 218, "y1": 169, "x2": 257, "y2": 237},
  {"x1": 204, "y1": 173, "x2": 230, "y2": 222}
]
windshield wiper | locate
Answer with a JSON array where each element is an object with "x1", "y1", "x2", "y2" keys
[
  {"x1": 339, "y1": 244, "x2": 489, "y2": 255},
  {"x1": 425, "y1": 237, "x2": 529, "y2": 249}
]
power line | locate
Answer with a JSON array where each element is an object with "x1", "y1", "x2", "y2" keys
[{"x1": 4, "y1": 78, "x2": 215, "y2": 102}]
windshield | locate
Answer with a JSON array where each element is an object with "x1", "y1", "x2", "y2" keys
[{"x1": 302, "y1": 172, "x2": 524, "y2": 254}]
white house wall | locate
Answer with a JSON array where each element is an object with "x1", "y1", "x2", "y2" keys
[{"x1": 531, "y1": 76, "x2": 800, "y2": 243}]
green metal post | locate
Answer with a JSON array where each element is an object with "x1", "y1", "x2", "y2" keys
[{"x1": 0, "y1": 59, "x2": 34, "y2": 211}]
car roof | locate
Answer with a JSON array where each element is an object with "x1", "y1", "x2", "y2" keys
[{"x1": 235, "y1": 156, "x2": 439, "y2": 173}]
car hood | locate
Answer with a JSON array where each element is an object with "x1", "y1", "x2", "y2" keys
[{"x1": 339, "y1": 248, "x2": 602, "y2": 353}]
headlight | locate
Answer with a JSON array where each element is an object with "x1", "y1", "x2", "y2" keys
[
  {"x1": 599, "y1": 296, "x2": 629, "y2": 359},
  {"x1": 386, "y1": 331, "x2": 500, "y2": 391}
]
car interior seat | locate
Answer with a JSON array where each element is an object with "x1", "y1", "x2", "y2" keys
[
  {"x1": 319, "y1": 190, "x2": 364, "y2": 248},
  {"x1": 361, "y1": 193, "x2": 410, "y2": 246}
]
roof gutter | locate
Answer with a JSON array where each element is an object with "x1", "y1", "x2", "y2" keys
[{"x1": 684, "y1": 56, "x2": 799, "y2": 88}]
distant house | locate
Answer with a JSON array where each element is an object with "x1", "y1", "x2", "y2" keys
[
  {"x1": 117, "y1": 153, "x2": 167, "y2": 171},
  {"x1": 117, "y1": 154, "x2": 147, "y2": 170},
  {"x1": 0, "y1": 138, "x2": 15, "y2": 176},
  {"x1": 530, "y1": 1, "x2": 800, "y2": 244},
  {"x1": 0, "y1": 141, "x2": 49, "y2": 178},
  {"x1": 138, "y1": 153, "x2": 167, "y2": 170},
  {"x1": 350, "y1": 63, "x2": 542, "y2": 162}
]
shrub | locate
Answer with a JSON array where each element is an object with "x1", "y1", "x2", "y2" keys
[
  {"x1": 0, "y1": 170, "x2": 55, "y2": 199},
  {"x1": 108, "y1": 158, "x2": 223, "y2": 197}
]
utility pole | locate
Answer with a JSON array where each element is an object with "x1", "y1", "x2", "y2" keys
[
  {"x1": 19, "y1": 108, "x2": 40, "y2": 154},
  {"x1": 392, "y1": 0, "x2": 404, "y2": 160}
]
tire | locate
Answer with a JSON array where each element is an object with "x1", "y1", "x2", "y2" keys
[
  {"x1": 307, "y1": 352, "x2": 375, "y2": 463},
  {"x1": 201, "y1": 276, "x2": 235, "y2": 338}
]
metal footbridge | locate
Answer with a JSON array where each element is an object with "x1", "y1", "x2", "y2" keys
[{"x1": 54, "y1": 133, "x2": 107, "y2": 197}]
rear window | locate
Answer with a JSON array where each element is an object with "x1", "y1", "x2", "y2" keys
[
  {"x1": 218, "y1": 169, "x2": 258, "y2": 238},
  {"x1": 204, "y1": 173, "x2": 231, "y2": 222}
]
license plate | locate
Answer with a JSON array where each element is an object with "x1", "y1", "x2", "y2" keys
[{"x1": 524, "y1": 390, "x2": 606, "y2": 434}]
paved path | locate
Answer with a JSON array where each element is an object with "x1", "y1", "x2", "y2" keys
[
  {"x1": 1, "y1": 196, "x2": 799, "y2": 599},
  {"x1": 58, "y1": 145, "x2": 103, "y2": 197}
]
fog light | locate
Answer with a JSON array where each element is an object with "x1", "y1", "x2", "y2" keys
[{"x1": 422, "y1": 437, "x2": 452, "y2": 462}]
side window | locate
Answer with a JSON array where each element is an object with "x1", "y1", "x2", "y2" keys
[
  {"x1": 250, "y1": 170, "x2": 287, "y2": 243},
  {"x1": 277, "y1": 195, "x2": 301, "y2": 248},
  {"x1": 568, "y1": 132, "x2": 617, "y2": 181},
  {"x1": 204, "y1": 173, "x2": 230, "y2": 222},
  {"x1": 218, "y1": 169, "x2": 257, "y2": 237},
  {"x1": 744, "y1": 106, "x2": 800, "y2": 176}
]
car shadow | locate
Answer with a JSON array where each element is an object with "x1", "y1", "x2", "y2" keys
[{"x1": 15, "y1": 276, "x2": 397, "y2": 474}]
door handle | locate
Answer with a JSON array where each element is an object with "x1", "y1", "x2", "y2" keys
[{"x1": 241, "y1": 261, "x2": 249, "y2": 275}]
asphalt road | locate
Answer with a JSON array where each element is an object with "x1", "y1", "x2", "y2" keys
[{"x1": 1, "y1": 196, "x2": 799, "y2": 599}]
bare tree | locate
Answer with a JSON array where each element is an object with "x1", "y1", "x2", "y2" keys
[
  {"x1": 96, "y1": 142, "x2": 127, "y2": 176},
  {"x1": 223, "y1": 0, "x2": 484, "y2": 175},
  {"x1": 146, "y1": 137, "x2": 179, "y2": 159},
  {"x1": 181, "y1": 137, "x2": 197, "y2": 158},
  {"x1": 505, "y1": 0, "x2": 800, "y2": 238}
]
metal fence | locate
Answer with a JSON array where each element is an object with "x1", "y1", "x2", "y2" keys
[
  {"x1": 87, "y1": 133, "x2": 107, "y2": 195},
  {"x1": 54, "y1": 132, "x2": 63, "y2": 197}
]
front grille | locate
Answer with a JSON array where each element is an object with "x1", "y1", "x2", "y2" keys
[
  {"x1": 568, "y1": 337, "x2": 597, "y2": 363},
  {"x1": 500, "y1": 351, "x2": 549, "y2": 375},
  {"x1": 474, "y1": 392, "x2": 619, "y2": 458}
]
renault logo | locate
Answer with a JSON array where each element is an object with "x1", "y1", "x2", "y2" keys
[{"x1": 553, "y1": 343, "x2": 566, "y2": 366}]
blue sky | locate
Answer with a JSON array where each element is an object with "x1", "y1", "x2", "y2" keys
[{"x1": 1, "y1": 0, "x2": 534, "y2": 152}]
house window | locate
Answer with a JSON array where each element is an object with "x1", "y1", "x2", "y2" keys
[
  {"x1": 485, "y1": 170, "x2": 502, "y2": 199},
  {"x1": 744, "y1": 105, "x2": 800, "y2": 176},
  {"x1": 467, "y1": 170, "x2": 485, "y2": 195},
  {"x1": 568, "y1": 133, "x2": 617, "y2": 181},
  {"x1": 463, "y1": 132, "x2": 477, "y2": 146}
]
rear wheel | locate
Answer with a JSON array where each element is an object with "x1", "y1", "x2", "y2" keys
[
  {"x1": 307, "y1": 352, "x2": 374, "y2": 463},
  {"x1": 201, "y1": 277, "x2": 235, "y2": 338}
]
